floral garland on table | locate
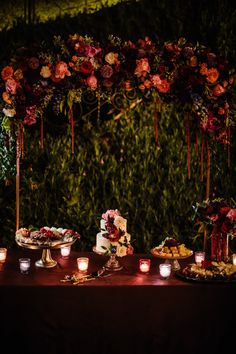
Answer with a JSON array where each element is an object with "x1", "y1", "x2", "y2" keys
[
  {"x1": 192, "y1": 198, "x2": 236, "y2": 261},
  {"x1": 101, "y1": 209, "x2": 134, "y2": 257}
]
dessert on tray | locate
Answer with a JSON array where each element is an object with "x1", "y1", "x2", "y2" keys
[
  {"x1": 151, "y1": 237, "x2": 193, "y2": 258},
  {"x1": 15, "y1": 226, "x2": 80, "y2": 247},
  {"x1": 180, "y1": 261, "x2": 236, "y2": 281}
]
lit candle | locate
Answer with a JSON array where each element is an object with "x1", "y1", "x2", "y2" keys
[
  {"x1": 195, "y1": 251, "x2": 205, "y2": 266},
  {"x1": 0, "y1": 248, "x2": 7, "y2": 262},
  {"x1": 77, "y1": 257, "x2": 89, "y2": 273},
  {"x1": 139, "y1": 259, "x2": 151, "y2": 273},
  {"x1": 159, "y1": 263, "x2": 171, "y2": 279},
  {"x1": 19, "y1": 258, "x2": 31, "y2": 274},
  {"x1": 61, "y1": 245, "x2": 71, "y2": 257},
  {"x1": 232, "y1": 254, "x2": 236, "y2": 266}
]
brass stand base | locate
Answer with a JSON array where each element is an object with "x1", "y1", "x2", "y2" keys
[
  {"x1": 104, "y1": 253, "x2": 123, "y2": 271},
  {"x1": 35, "y1": 249, "x2": 57, "y2": 268}
]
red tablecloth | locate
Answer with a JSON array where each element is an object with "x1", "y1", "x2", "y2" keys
[{"x1": 0, "y1": 248, "x2": 235, "y2": 354}]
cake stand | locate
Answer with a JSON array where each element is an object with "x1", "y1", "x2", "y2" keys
[
  {"x1": 93, "y1": 246, "x2": 123, "y2": 271},
  {"x1": 16, "y1": 238, "x2": 77, "y2": 268}
]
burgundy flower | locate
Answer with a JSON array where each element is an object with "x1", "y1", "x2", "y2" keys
[
  {"x1": 100, "y1": 64, "x2": 113, "y2": 79},
  {"x1": 79, "y1": 60, "x2": 94, "y2": 74},
  {"x1": 23, "y1": 105, "x2": 37, "y2": 126}
]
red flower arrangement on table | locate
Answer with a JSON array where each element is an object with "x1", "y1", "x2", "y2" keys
[{"x1": 193, "y1": 198, "x2": 236, "y2": 261}]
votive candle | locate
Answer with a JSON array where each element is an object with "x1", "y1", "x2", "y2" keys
[
  {"x1": 0, "y1": 248, "x2": 7, "y2": 262},
  {"x1": 77, "y1": 257, "x2": 89, "y2": 273},
  {"x1": 61, "y1": 245, "x2": 71, "y2": 257},
  {"x1": 232, "y1": 254, "x2": 236, "y2": 266},
  {"x1": 159, "y1": 263, "x2": 171, "y2": 279},
  {"x1": 139, "y1": 259, "x2": 151, "y2": 273},
  {"x1": 195, "y1": 251, "x2": 205, "y2": 266},
  {"x1": 19, "y1": 258, "x2": 31, "y2": 274}
]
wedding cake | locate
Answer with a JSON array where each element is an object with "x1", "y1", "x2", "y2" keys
[{"x1": 95, "y1": 209, "x2": 133, "y2": 257}]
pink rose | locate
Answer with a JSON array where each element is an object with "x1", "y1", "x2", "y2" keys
[
  {"x1": 86, "y1": 74, "x2": 97, "y2": 90},
  {"x1": 100, "y1": 65, "x2": 113, "y2": 79},
  {"x1": 5, "y1": 78, "x2": 18, "y2": 94},
  {"x1": 84, "y1": 45, "x2": 101, "y2": 58},
  {"x1": 211, "y1": 215, "x2": 219, "y2": 222},
  {"x1": 213, "y1": 84, "x2": 225, "y2": 97},
  {"x1": 150, "y1": 74, "x2": 161, "y2": 87},
  {"x1": 227, "y1": 209, "x2": 236, "y2": 221},
  {"x1": 55, "y1": 61, "x2": 71, "y2": 79},
  {"x1": 102, "y1": 209, "x2": 120, "y2": 221},
  {"x1": 134, "y1": 58, "x2": 150, "y2": 77},
  {"x1": 200, "y1": 112, "x2": 218, "y2": 133}
]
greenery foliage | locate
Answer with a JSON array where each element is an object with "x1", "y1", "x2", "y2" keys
[{"x1": 0, "y1": 0, "x2": 236, "y2": 253}]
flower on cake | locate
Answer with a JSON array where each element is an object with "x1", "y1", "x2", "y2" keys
[{"x1": 101, "y1": 209, "x2": 133, "y2": 257}]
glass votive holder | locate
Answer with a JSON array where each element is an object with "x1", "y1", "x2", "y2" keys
[
  {"x1": 60, "y1": 245, "x2": 71, "y2": 258},
  {"x1": 195, "y1": 251, "x2": 205, "y2": 266},
  {"x1": 77, "y1": 257, "x2": 89, "y2": 273},
  {"x1": 0, "y1": 248, "x2": 7, "y2": 263},
  {"x1": 139, "y1": 259, "x2": 151, "y2": 273},
  {"x1": 232, "y1": 254, "x2": 236, "y2": 266},
  {"x1": 19, "y1": 258, "x2": 31, "y2": 274},
  {"x1": 159, "y1": 263, "x2": 171, "y2": 279}
]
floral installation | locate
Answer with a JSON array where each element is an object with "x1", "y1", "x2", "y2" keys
[
  {"x1": 0, "y1": 34, "x2": 235, "y2": 144},
  {"x1": 101, "y1": 209, "x2": 134, "y2": 257},
  {"x1": 192, "y1": 198, "x2": 236, "y2": 261}
]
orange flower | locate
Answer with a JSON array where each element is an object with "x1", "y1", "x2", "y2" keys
[
  {"x1": 144, "y1": 80, "x2": 152, "y2": 88},
  {"x1": 138, "y1": 83, "x2": 145, "y2": 90},
  {"x1": 206, "y1": 68, "x2": 219, "y2": 83},
  {"x1": 218, "y1": 107, "x2": 225, "y2": 115},
  {"x1": 14, "y1": 69, "x2": 23, "y2": 81},
  {"x1": 2, "y1": 91, "x2": 12, "y2": 104},
  {"x1": 123, "y1": 80, "x2": 132, "y2": 91},
  {"x1": 222, "y1": 80, "x2": 228, "y2": 88},
  {"x1": 72, "y1": 56, "x2": 78, "y2": 62},
  {"x1": 156, "y1": 79, "x2": 170, "y2": 93},
  {"x1": 1, "y1": 66, "x2": 13, "y2": 81},
  {"x1": 200, "y1": 63, "x2": 208, "y2": 76},
  {"x1": 189, "y1": 56, "x2": 198, "y2": 67}
]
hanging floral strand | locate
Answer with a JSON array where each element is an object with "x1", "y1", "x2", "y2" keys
[
  {"x1": 227, "y1": 126, "x2": 230, "y2": 168},
  {"x1": 40, "y1": 116, "x2": 44, "y2": 149},
  {"x1": 16, "y1": 125, "x2": 23, "y2": 230},
  {"x1": 153, "y1": 99, "x2": 160, "y2": 148},
  {"x1": 186, "y1": 116, "x2": 191, "y2": 180},
  {"x1": 69, "y1": 107, "x2": 75, "y2": 155},
  {"x1": 200, "y1": 134, "x2": 205, "y2": 182}
]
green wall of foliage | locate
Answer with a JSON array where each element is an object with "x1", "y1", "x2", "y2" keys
[
  {"x1": 0, "y1": 0, "x2": 236, "y2": 252},
  {"x1": 1, "y1": 102, "x2": 235, "y2": 252}
]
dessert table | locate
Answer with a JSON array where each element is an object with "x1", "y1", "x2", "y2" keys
[{"x1": 0, "y1": 248, "x2": 235, "y2": 354}]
